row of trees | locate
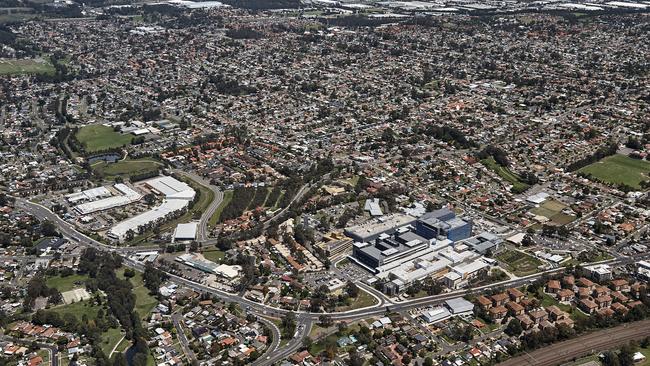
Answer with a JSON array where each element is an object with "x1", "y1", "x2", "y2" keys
[
  {"x1": 477, "y1": 145, "x2": 511, "y2": 167},
  {"x1": 77, "y1": 248, "x2": 150, "y2": 366},
  {"x1": 566, "y1": 142, "x2": 618, "y2": 172},
  {"x1": 419, "y1": 124, "x2": 476, "y2": 149}
]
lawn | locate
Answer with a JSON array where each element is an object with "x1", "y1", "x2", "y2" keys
[
  {"x1": 334, "y1": 289, "x2": 378, "y2": 312},
  {"x1": 482, "y1": 157, "x2": 530, "y2": 193},
  {"x1": 309, "y1": 334, "x2": 338, "y2": 356},
  {"x1": 133, "y1": 285, "x2": 158, "y2": 320},
  {"x1": 76, "y1": 124, "x2": 134, "y2": 152},
  {"x1": 579, "y1": 154, "x2": 650, "y2": 189},
  {"x1": 202, "y1": 249, "x2": 225, "y2": 263},
  {"x1": 530, "y1": 199, "x2": 576, "y2": 226},
  {"x1": 0, "y1": 58, "x2": 54, "y2": 75},
  {"x1": 92, "y1": 158, "x2": 161, "y2": 179},
  {"x1": 46, "y1": 274, "x2": 88, "y2": 292},
  {"x1": 100, "y1": 327, "x2": 124, "y2": 356},
  {"x1": 208, "y1": 189, "x2": 233, "y2": 228},
  {"x1": 51, "y1": 300, "x2": 99, "y2": 321},
  {"x1": 117, "y1": 268, "x2": 158, "y2": 319},
  {"x1": 496, "y1": 250, "x2": 543, "y2": 277}
]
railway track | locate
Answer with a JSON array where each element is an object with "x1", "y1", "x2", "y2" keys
[{"x1": 498, "y1": 320, "x2": 650, "y2": 366}]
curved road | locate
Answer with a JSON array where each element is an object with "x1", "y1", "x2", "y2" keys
[{"x1": 172, "y1": 170, "x2": 224, "y2": 242}]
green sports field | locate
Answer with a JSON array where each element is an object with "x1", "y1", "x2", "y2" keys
[
  {"x1": 0, "y1": 58, "x2": 54, "y2": 76},
  {"x1": 579, "y1": 154, "x2": 650, "y2": 189},
  {"x1": 92, "y1": 158, "x2": 161, "y2": 178},
  {"x1": 76, "y1": 124, "x2": 133, "y2": 152}
]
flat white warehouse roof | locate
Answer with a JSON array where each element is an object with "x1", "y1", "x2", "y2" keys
[
  {"x1": 174, "y1": 222, "x2": 198, "y2": 240},
  {"x1": 73, "y1": 184, "x2": 143, "y2": 215},
  {"x1": 108, "y1": 176, "x2": 195, "y2": 241},
  {"x1": 146, "y1": 176, "x2": 193, "y2": 196}
]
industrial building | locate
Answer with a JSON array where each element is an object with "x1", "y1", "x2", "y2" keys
[
  {"x1": 66, "y1": 186, "x2": 112, "y2": 204},
  {"x1": 174, "y1": 222, "x2": 198, "y2": 242},
  {"x1": 414, "y1": 208, "x2": 473, "y2": 242},
  {"x1": 73, "y1": 184, "x2": 142, "y2": 215},
  {"x1": 175, "y1": 253, "x2": 241, "y2": 279},
  {"x1": 350, "y1": 209, "x2": 473, "y2": 274},
  {"x1": 458, "y1": 232, "x2": 502, "y2": 255},
  {"x1": 176, "y1": 253, "x2": 219, "y2": 273},
  {"x1": 419, "y1": 297, "x2": 475, "y2": 324},
  {"x1": 107, "y1": 176, "x2": 195, "y2": 241}
]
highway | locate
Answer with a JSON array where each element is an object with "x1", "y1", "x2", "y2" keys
[{"x1": 498, "y1": 320, "x2": 650, "y2": 366}]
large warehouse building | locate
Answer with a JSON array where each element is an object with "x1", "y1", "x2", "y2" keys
[{"x1": 108, "y1": 176, "x2": 195, "y2": 242}]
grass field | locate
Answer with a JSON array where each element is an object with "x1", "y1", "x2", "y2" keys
[
  {"x1": 76, "y1": 124, "x2": 133, "y2": 152},
  {"x1": 100, "y1": 327, "x2": 124, "y2": 356},
  {"x1": 0, "y1": 58, "x2": 54, "y2": 75},
  {"x1": 117, "y1": 268, "x2": 158, "y2": 319},
  {"x1": 92, "y1": 158, "x2": 161, "y2": 179},
  {"x1": 579, "y1": 154, "x2": 650, "y2": 189},
  {"x1": 202, "y1": 249, "x2": 225, "y2": 263},
  {"x1": 133, "y1": 285, "x2": 158, "y2": 319},
  {"x1": 51, "y1": 300, "x2": 99, "y2": 321},
  {"x1": 208, "y1": 190, "x2": 233, "y2": 228},
  {"x1": 496, "y1": 250, "x2": 543, "y2": 277},
  {"x1": 530, "y1": 199, "x2": 576, "y2": 226},
  {"x1": 482, "y1": 157, "x2": 530, "y2": 193},
  {"x1": 46, "y1": 274, "x2": 88, "y2": 292},
  {"x1": 334, "y1": 289, "x2": 378, "y2": 312}
]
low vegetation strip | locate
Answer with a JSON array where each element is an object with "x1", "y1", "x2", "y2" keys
[
  {"x1": 208, "y1": 189, "x2": 233, "y2": 227},
  {"x1": 481, "y1": 157, "x2": 530, "y2": 193}
]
